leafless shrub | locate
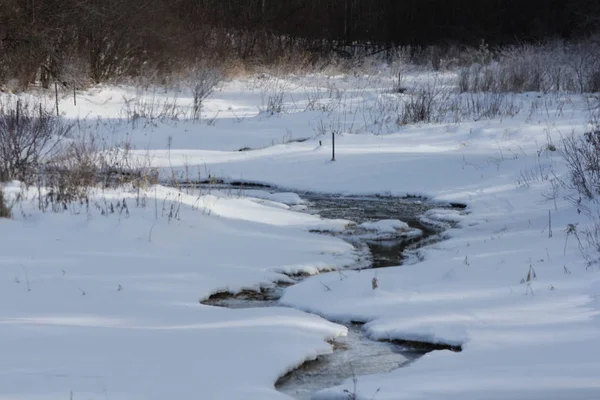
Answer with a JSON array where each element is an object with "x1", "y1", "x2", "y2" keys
[
  {"x1": 458, "y1": 61, "x2": 540, "y2": 93},
  {"x1": 362, "y1": 95, "x2": 399, "y2": 133},
  {"x1": 499, "y1": 48, "x2": 545, "y2": 92},
  {"x1": 99, "y1": 145, "x2": 159, "y2": 189},
  {"x1": 256, "y1": 78, "x2": 290, "y2": 116},
  {"x1": 399, "y1": 81, "x2": 448, "y2": 125},
  {"x1": 314, "y1": 117, "x2": 345, "y2": 137},
  {"x1": 567, "y1": 43, "x2": 600, "y2": 93},
  {"x1": 302, "y1": 82, "x2": 346, "y2": 113},
  {"x1": 41, "y1": 131, "x2": 107, "y2": 203},
  {"x1": 304, "y1": 87, "x2": 328, "y2": 112},
  {"x1": 406, "y1": 41, "x2": 492, "y2": 71},
  {"x1": 38, "y1": 130, "x2": 158, "y2": 209},
  {"x1": 392, "y1": 70, "x2": 407, "y2": 94},
  {"x1": 393, "y1": 78, "x2": 522, "y2": 126},
  {"x1": 261, "y1": 92, "x2": 285, "y2": 116},
  {"x1": 564, "y1": 210, "x2": 600, "y2": 269},
  {"x1": 561, "y1": 129, "x2": 600, "y2": 200},
  {"x1": 456, "y1": 92, "x2": 521, "y2": 121},
  {"x1": 458, "y1": 68, "x2": 471, "y2": 93},
  {"x1": 0, "y1": 99, "x2": 71, "y2": 183},
  {"x1": 121, "y1": 90, "x2": 186, "y2": 126},
  {"x1": 191, "y1": 67, "x2": 223, "y2": 120},
  {"x1": 584, "y1": 218, "x2": 600, "y2": 266},
  {"x1": 401, "y1": 90, "x2": 435, "y2": 124}
]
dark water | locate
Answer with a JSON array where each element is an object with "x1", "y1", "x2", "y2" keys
[
  {"x1": 194, "y1": 185, "x2": 462, "y2": 399},
  {"x1": 276, "y1": 324, "x2": 424, "y2": 400},
  {"x1": 301, "y1": 193, "x2": 451, "y2": 268}
]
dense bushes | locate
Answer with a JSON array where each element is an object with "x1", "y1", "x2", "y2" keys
[
  {"x1": 458, "y1": 40, "x2": 600, "y2": 93},
  {"x1": 0, "y1": 99, "x2": 154, "y2": 201},
  {"x1": 1, "y1": 0, "x2": 599, "y2": 89}
]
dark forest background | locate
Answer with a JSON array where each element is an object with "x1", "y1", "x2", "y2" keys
[{"x1": 1, "y1": 0, "x2": 600, "y2": 87}]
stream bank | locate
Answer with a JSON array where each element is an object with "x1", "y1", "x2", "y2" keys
[{"x1": 198, "y1": 187, "x2": 464, "y2": 399}]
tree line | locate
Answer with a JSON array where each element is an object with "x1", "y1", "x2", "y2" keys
[{"x1": 1, "y1": 0, "x2": 599, "y2": 88}]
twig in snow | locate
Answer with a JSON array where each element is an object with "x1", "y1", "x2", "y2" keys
[
  {"x1": 343, "y1": 364, "x2": 359, "y2": 400},
  {"x1": 370, "y1": 388, "x2": 381, "y2": 399},
  {"x1": 525, "y1": 282, "x2": 535, "y2": 296},
  {"x1": 148, "y1": 223, "x2": 156, "y2": 243},
  {"x1": 21, "y1": 265, "x2": 31, "y2": 292}
]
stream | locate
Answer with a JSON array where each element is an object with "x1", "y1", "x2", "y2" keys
[{"x1": 198, "y1": 186, "x2": 463, "y2": 399}]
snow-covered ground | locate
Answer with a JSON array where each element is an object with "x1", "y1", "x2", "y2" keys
[
  {"x1": 0, "y1": 183, "x2": 356, "y2": 399},
  {"x1": 1, "y1": 70, "x2": 600, "y2": 399}
]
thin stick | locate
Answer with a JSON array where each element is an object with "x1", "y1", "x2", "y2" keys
[
  {"x1": 21, "y1": 265, "x2": 31, "y2": 292},
  {"x1": 149, "y1": 223, "x2": 156, "y2": 243},
  {"x1": 54, "y1": 81, "x2": 59, "y2": 116}
]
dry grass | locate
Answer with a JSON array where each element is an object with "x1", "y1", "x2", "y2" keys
[{"x1": 0, "y1": 187, "x2": 11, "y2": 218}]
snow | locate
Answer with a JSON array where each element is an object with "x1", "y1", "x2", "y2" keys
[
  {"x1": 0, "y1": 185, "x2": 352, "y2": 399},
  {"x1": 420, "y1": 208, "x2": 466, "y2": 229},
  {"x1": 226, "y1": 189, "x2": 306, "y2": 206},
  {"x1": 359, "y1": 219, "x2": 409, "y2": 233},
  {"x1": 347, "y1": 219, "x2": 422, "y2": 243},
  {"x1": 2, "y1": 70, "x2": 600, "y2": 399}
]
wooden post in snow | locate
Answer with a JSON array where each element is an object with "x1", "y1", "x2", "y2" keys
[{"x1": 331, "y1": 131, "x2": 336, "y2": 161}]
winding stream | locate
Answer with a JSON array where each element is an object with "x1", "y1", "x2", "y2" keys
[{"x1": 198, "y1": 186, "x2": 463, "y2": 399}]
